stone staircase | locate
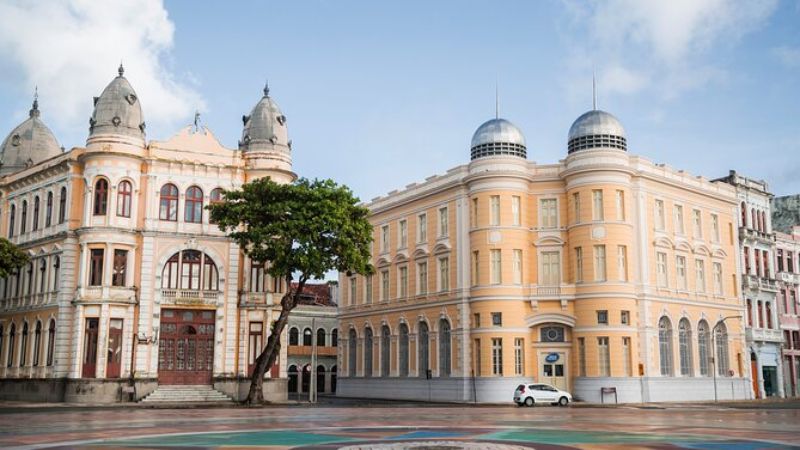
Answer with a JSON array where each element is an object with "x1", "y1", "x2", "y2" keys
[{"x1": 140, "y1": 385, "x2": 234, "y2": 404}]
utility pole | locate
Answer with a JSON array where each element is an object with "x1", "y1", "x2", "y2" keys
[
  {"x1": 309, "y1": 317, "x2": 317, "y2": 403},
  {"x1": 713, "y1": 315, "x2": 741, "y2": 402}
]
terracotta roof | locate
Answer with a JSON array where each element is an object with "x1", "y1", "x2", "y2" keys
[{"x1": 291, "y1": 282, "x2": 335, "y2": 306}]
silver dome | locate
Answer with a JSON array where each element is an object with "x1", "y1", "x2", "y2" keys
[
  {"x1": 240, "y1": 83, "x2": 290, "y2": 153},
  {"x1": 469, "y1": 118, "x2": 526, "y2": 160},
  {"x1": 0, "y1": 98, "x2": 62, "y2": 177},
  {"x1": 567, "y1": 110, "x2": 626, "y2": 153},
  {"x1": 89, "y1": 64, "x2": 145, "y2": 140}
]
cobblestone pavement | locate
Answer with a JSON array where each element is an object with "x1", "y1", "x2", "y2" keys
[{"x1": 0, "y1": 401, "x2": 798, "y2": 449}]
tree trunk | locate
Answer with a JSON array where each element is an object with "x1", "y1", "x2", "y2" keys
[{"x1": 244, "y1": 276, "x2": 306, "y2": 405}]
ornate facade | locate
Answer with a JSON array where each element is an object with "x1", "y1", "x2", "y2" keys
[
  {"x1": 0, "y1": 67, "x2": 295, "y2": 402},
  {"x1": 338, "y1": 108, "x2": 751, "y2": 403}
]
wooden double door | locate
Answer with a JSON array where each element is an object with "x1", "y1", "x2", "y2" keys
[{"x1": 158, "y1": 309, "x2": 215, "y2": 385}]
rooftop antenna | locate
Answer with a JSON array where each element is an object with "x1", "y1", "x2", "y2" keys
[
  {"x1": 592, "y1": 70, "x2": 597, "y2": 110},
  {"x1": 495, "y1": 78, "x2": 499, "y2": 119}
]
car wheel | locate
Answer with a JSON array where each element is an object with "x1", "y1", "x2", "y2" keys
[
  {"x1": 558, "y1": 396, "x2": 569, "y2": 406},
  {"x1": 524, "y1": 397, "x2": 534, "y2": 407}
]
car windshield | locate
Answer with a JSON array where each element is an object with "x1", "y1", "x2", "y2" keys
[{"x1": 516, "y1": 384, "x2": 525, "y2": 391}]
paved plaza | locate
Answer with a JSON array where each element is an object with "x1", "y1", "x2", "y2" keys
[{"x1": 0, "y1": 399, "x2": 799, "y2": 449}]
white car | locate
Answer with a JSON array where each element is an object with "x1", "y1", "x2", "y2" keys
[{"x1": 513, "y1": 383, "x2": 572, "y2": 407}]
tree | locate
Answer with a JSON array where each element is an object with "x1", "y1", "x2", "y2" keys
[
  {"x1": 0, "y1": 237, "x2": 28, "y2": 278},
  {"x1": 208, "y1": 177, "x2": 373, "y2": 404}
]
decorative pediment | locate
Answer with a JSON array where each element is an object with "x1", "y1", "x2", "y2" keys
[
  {"x1": 525, "y1": 312, "x2": 576, "y2": 328},
  {"x1": 395, "y1": 249, "x2": 409, "y2": 261},
  {"x1": 712, "y1": 248, "x2": 728, "y2": 258},
  {"x1": 376, "y1": 256, "x2": 392, "y2": 267},
  {"x1": 674, "y1": 240, "x2": 691, "y2": 252},
  {"x1": 654, "y1": 236, "x2": 675, "y2": 249},
  {"x1": 413, "y1": 248, "x2": 429, "y2": 259},
  {"x1": 693, "y1": 244, "x2": 711, "y2": 256},
  {"x1": 535, "y1": 235, "x2": 565, "y2": 247},
  {"x1": 432, "y1": 242, "x2": 451, "y2": 254}
]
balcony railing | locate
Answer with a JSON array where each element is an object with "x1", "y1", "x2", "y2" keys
[
  {"x1": 746, "y1": 327, "x2": 784, "y2": 343},
  {"x1": 536, "y1": 286, "x2": 562, "y2": 296},
  {"x1": 161, "y1": 289, "x2": 220, "y2": 301},
  {"x1": 743, "y1": 275, "x2": 779, "y2": 292},
  {"x1": 739, "y1": 227, "x2": 776, "y2": 243}
]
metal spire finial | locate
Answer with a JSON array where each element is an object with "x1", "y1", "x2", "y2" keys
[
  {"x1": 193, "y1": 110, "x2": 201, "y2": 132},
  {"x1": 30, "y1": 86, "x2": 40, "y2": 118},
  {"x1": 118, "y1": 61, "x2": 124, "y2": 77},
  {"x1": 592, "y1": 70, "x2": 597, "y2": 110},
  {"x1": 263, "y1": 80, "x2": 270, "y2": 97}
]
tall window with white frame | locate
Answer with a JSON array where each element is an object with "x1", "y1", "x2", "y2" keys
[
  {"x1": 594, "y1": 245, "x2": 606, "y2": 282},
  {"x1": 399, "y1": 219, "x2": 407, "y2": 248},
  {"x1": 676, "y1": 255, "x2": 687, "y2": 290},
  {"x1": 674, "y1": 204, "x2": 684, "y2": 234},
  {"x1": 678, "y1": 318, "x2": 693, "y2": 376},
  {"x1": 615, "y1": 190, "x2": 625, "y2": 221},
  {"x1": 693, "y1": 209, "x2": 702, "y2": 239},
  {"x1": 655, "y1": 199, "x2": 665, "y2": 230},
  {"x1": 698, "y1": 320, "x2": 711, "y2": 376},
  {"x1": 592, "y1": 190, "x2": 604, "y2": 221},
  {"x1": 617, "y1": 245, "x2": 627, "y2": 281},
  {"x1": 512, "y1": 249, "x2": 522, "y2": 285},
  {"x1": 472, "y1": 251, "x2": 479, "y2": 286},
  {"x1": 438, "y1": 207, "x2": 448, "y2": 237},
  {"x1": 542, "y1": 251, "x2": 560, "y2": 286},
  {"x1": 349, "y1": 277, "x2": 357, "y2": 305},
  {"x1": 418, "y1": 213, "x2": 427, "y2": 243},
  {"x1": 541, "y1": 198, "x2": 557, "y2": 229},
  {"x1": 658, "y1": 316, "x2": 674, "y2": 376},
  {"x1": 417, "y1": 261, "x2": 428, "y2": 295},
  {"x1": 598, "y1": 337, "x2": 610, "y2": 376},
  {"x1": 573, "y1": 192, "x2": 581, "y2": 224},
  {"x1": 511, "y1": 195, "x2": 521, "y2": 226},
  {"x1": 471, "y1": 198, "x2": 478, "y2": 228},
  {"x1": 490, "y1": 196, "x2": 500, "y2": 226},
  {"x1": 89, "y1": 249, "x2": 104, "y2": 286},
  {"x1": 380, "y1": 269, "x2": 389, "y2": 301},
  {"x1": 656, "y1": 252, "x2": 668, "y2": 287},
  {"x1": 112, "y1": 249, "x2": 127, "y2": 287},
  {"x1": 711, "y1": 214, "x2": 720, "y2": 242},
  {"x1": 713, "y1": 262, "x2": 723, "y2": 295},
  {"x1": 622, "y1": 336, "x2": 632, "y2": 376},
  {"x1": 438, "y1": 256, "x2": 449, "y2": 292},
  {"x1": 575, "y1": 247, "x2": 583, "y2": 282},
  {"x1": 365, "y1": 274, "x2": 373, "y2": 304},
  {"x1": 490, "y1": 249, "x2": 501, "y2": 284},
  {"x1": 695, "y1": 259, "x2": 706, "y2": 293},
  {"x1": 514, "y1": 338, "x2": 524, "y2": 375},
  {"x1": 399, "y1": 266, "x2": 408, "y2": 298},
  {"x1": 577, "y1": 337, "x2": 586, "y2": 376},
  {"x1": 491, "y1": 338, "x2": 503, "y2": 375},
  {"x1": 380, "y1": 225, "x2": 389, "y2": 253}
]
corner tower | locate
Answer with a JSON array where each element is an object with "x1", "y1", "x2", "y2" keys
[
  {"x1": 86, "y1": 64, "x2": 146, "y2": 150},
  {"x1": 240, "y1": 83, "x2": 296, "y2": 183},
  {"x1": 0, "y1": 94, "x2": 63, "y2": 177}
]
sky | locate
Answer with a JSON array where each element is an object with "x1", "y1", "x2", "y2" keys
[{"x1": 1, "y1": 0, "x2": 799, "y2": 199}]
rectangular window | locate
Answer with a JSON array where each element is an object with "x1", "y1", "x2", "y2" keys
[
  {"x1": 248, "y1": 322, "x2": 263, "y2": 368},
  {"x1": 490, "y1": 196, "x2": 500, "y2": 226},
  {"x1": 472, "y1": 251, "x2": 480, "y2": 286},
  {"x1": 112, "y1": 249, "x2": 127, "y2": 287},
  {"x1": 417, "y1": 261, "x2": 428, "y2": 295},
  {"x1": 541, "y1": 198, "x2": 557, "y2": 228},
  {"x1": 676, "y1": 256, "x2": 687, "y2": 290},
  {"x1": 695, "y1": 259, "x2": 706, "y2": 293},
  {"x1": 575, "y1": 247, "x2": 583, "y2": 282},
  {"x1": 622, "y1": 337, "x2": 632, "y2": 376},
  {"x1": 597, "y1": 310, "x2": 608, "y2": 325},
  {"x1": 492, "y1": 338, "x2": 503, "y2": 375},
  {"x1": 490, "y1": 249, "x2": 502, "y2": 284},
  {"x1": 491, "y1": 312, "x2": 502, "y2": 326},
  {"x1": 578, "y1": 337, "x2": 586, "y2": 376},
  {"x1": 573, "y1": 192, "x2": 581, "y2": 224},
  {"x1": 399, "y1": 220, "x2": 408, "y2": 248},
  {"x1": 473, "y1": 313, "x2": 480, "y2": 328},
  {"x1": 674, "y1": 205, "x2": 684, "y2": 234},
  {"x1": 592, "y1": 190, "x2": 604, "y2": 221},
  {"x1": 621, "y1": 310, "x2": 630, "y2": 325},
  {"x1": 418, "y1": 213, "x2": 427, "y2": 243},
  {"x1": 471, "y1": 198, "x2": 478, "y2": 228},
  {"x1": 514, "y1": 338, "x2": 524, "y2": 375},
  {"x1": 349, "y1": 277, "x2": 357, "y2": 305},
  {"x1": 594, "y1": 245, "x2": 606, "y2": 281},
  {"x1": 89, "y1": 249, "x2": 104, "y2": 286},
  {"x1": 399, "y1": 266, "x2": 408, "y2": 298},
  {"x1": 250, "y1": 262, "x2": 264, "y2": 293},
  {"x1": 657, "y1": 252, "x2": 668, "y2": 287},
  {"x1": 711, "y1": 214, "x2": 720, "y2": 243},
  {"x1": 512, "y1": 249, "x2": 522, "y2": 284},
  {"x1": 365, "y1": 274, "x2": 373, "y2": 303},
  {"x1": 713, "y1": 262, "x2": 723, "y2": 295},
  {"x1": 474, "y1": 339, "x2": 482, "y2": 376},
  {"x1": 438, "y1": 257, "x2": 449, "y2": 292},
  {"x1": 693, "y1": 209, "x2": 702, "y2": 238},
  {"x1": 615, "y1": 190, "x2": 625, "y2": 221},
  {"x1": 381, "y1": 225, "x2": 390, "y2": 253},
  {"x1": 617, "y1": 245, "x2": 627, "y2": 281},
  {"x1": 655, "y1": 199, "x2": 665, "y2": 230},
  {"x1": 439, "y1": 207, "x2": 448, "y2": 237},
  {"x1": 380, "y1": 269, "x2": 389, "y2": 301},
  {"x1": 511, "y1": 196, "x2": 521, "y2": 226},
  {"x1": 542, "y1": 251, "x2": 560, "y2": 285},
  {"x1": 598, "y1": 337, "x2": 610, "y2": 377}
]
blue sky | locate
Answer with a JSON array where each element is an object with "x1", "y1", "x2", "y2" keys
[{"x1": 1, "y1": 0, "x2": 799, "y2": 198}]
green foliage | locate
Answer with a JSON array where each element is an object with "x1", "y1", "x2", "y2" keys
[
  {"x1": 208, "y1": 177, "x2": 374, "y2": 282},
  {"x1": 0, "y1": 237, "x2": 29, "y2": 278}
]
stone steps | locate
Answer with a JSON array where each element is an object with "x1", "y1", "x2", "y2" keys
[{"x1": 140, "y1": 385, "x2": 234, "y2": 404}]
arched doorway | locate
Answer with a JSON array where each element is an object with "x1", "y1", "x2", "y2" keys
[
  {"x1": 301, "y1": 364, "x2": 311, "y2": 393},
  {"x1": 158, "y1": 309, "x2": 215, "y2": 385},
  {"x1": 288, "y1": 365, "x2": 298, "y2": 393},
  {"x1": 330, "y1": 365, "x2": 337, "y2": 393},
  {"x1": 317, "y1": 365, "x2": 326, "y2": 393}
]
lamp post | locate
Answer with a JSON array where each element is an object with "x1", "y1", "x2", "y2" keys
[{"x1": 712, "y1": 315, "x2": 741, "y2": 402}]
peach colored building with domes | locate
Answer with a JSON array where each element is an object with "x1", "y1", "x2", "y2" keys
[{"x1": 338, "y1": 107, "x2": 753, "y2": 403}]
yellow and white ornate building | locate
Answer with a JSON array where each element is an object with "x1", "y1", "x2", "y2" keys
[
  {"x1": 338, "y1": 108, "x2": 751, "y2": 403},
  {"x1": 0, "y1": 66, "x2": 294, "y2": 402}
]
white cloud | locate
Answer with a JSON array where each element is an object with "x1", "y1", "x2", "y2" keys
[
  {"x1": 0, "y1": 0, "x2": 203, "y2": 142},
  {"x1": 772, "y1": 46, "x2": 800, "y2": 67},
  {"x1": 599, "y1": 65, "x2": 649, "y2": 96}
]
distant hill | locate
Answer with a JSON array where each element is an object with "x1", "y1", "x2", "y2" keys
[{"x1": 772, "y1": 194, "x2": 800, "y2": 233}]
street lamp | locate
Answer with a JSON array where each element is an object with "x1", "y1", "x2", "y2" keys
[{"x1": 712, "y1": 315, "x2": 741, "y2": 402}]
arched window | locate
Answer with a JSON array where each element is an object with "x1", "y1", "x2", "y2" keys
[
  {"x1": 399, "y1": 323, "x2": 409, "y2": 377},
  {"x1": 45, "y1": 192, "x2": 53, "y2": 227},
  {"x1": 209, "y1": 188, "x2": 224, "y2": 224},
  {"x1": 159, "y1": 183, "x2": 179, "y2": 221},
  {"x1": 316, "y1": 328, "x2": 326, "y2": 347},
  {"x1": 751, "y1": 209, "x2": 757, "y2": 231},
  {"x1": 160, "y1": 250, "x2": 219, "y2": 291},
  {"x1": 7, "y1": 323, "x2": 15, "y2": 367},
  {"x1": 740, "y1": 202, "x2": 747, "y2": 227},
  {"x1": 303, "y1": 328, "x2": 313, "y2": 346},
  {"x1": 46, "y1": 319, "x2": 55, "y2": 366},
  {"x1": 380, "y1": 325, "x2": 390, "y2": 377},
  {"x1": 9, "y1": 204, "x2": 15, "y2": 238},
  {"x1": 93, "y1": 179, "x2": 108, "y2": 216},
  {"x1": 439, "y1": 319, "x2": 451, "y2": 377},
  {"x1": 316, "y1": 364, "x2": 326, "y2": 393},
  {"x1": 364, "y1": 327, "x2": 373, "y2": 377},
  {"x1": 766, "y1": 302, "x2": 773, "y2": 329},
  {"x1": 38, "y1": 259, "x2": 47, "y2": 294},
  {"x1": 698, "y1": 320, "x2": 710, "y2": 376},
  {"x1": 658, "y1": 316, "x2": 673, "y2": 376},
  {"x1": 20, "y1": 200, "x2": 27, "y2": 233},
  {"x1": 52, "y1": 257, "x2": 60, "y2": 292},
  {"x1": 348, "y1": 329, "x2": 357, "y2": 377},
  {"x1": 58, "y1": 187, "x2": 67, "y2": 224},
  {"x1": 418, "y1": 321, "x2": 429, "y2": 378},
  {"x1": 184, "y1": 186, "x2": 203, "y2": 223},
  {"x1": 678, "y1": 318, "x2": 693, "y2": 376},
  {"x1": 715, "y1": 323, "x2": 730, "y2": 376},
  {"x1": 32, "y1": 196, "x2": 40, "y2": 231},
  {"x1": 289, "y1": 327, "x2": 299, "y2": 346},
  {"x1": 287, "y1": 365, "x2": 298, "y2": 393},
  {"x1": 331, "y1": 329, "x2": 338, "y2": 347},
  {"x1": 20, "y1": 322, "x2": 28, "y2": 367},
  {"x1": 33, "y1": 321, "x2": 42, "y2": 366},
  {"x1": 117, "y1": 180, "x2": 132, "y2": 217}
]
